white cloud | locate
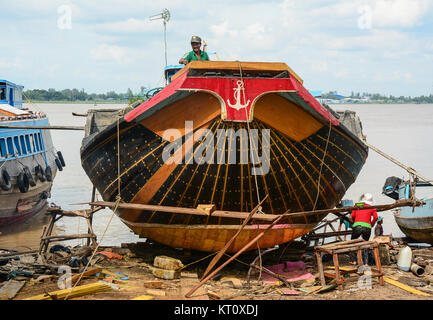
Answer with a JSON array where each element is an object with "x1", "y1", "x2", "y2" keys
[
  {"x1": 93, "y1": 18, "x2": 161, "y2": 34},
  {"x1": 90, "y1": 44, "x2": 133, "y2": 64},
  {"x1": 371, "y1": 0, "x2": 431, "y2": 28}
]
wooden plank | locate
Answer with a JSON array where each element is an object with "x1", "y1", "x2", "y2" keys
[
  {"x1": 131, "y1": 295, "x2": 154, "y2": 300},
  {"x1": 82, "y1": 201, "x2": 277, "y2": 222},
  {"x1": 70, "y1": 268, "x2": 102, "y2": 285},
  {"x1": 23, "y1": 282, "x2": 112, "y2": 300},
  {"x1": 383, "y1": 277, "x2": 430, "y2": 297},
  {"x1": 0, "y1": 280, "x2": 26, "y2": 300}
]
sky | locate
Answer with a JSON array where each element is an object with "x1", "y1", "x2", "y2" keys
[{"x1": 0, "y1": 0, "x2": 432, "y2": 96}]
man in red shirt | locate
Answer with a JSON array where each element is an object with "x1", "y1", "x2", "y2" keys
[{"x1": 349, "y1": 193, "x2": 378, "y2": 265}]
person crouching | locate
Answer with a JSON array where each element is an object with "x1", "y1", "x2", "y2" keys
[{"x1": 348, "y1": 193, "x2": 378, "y2": 265}]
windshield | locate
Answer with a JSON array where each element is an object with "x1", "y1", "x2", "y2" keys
[{"x1": 0, "y1": 88, "x2": 5, "y2": 100}]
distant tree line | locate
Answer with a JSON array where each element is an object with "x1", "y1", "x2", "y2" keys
[
  {"x1": 23, "y1": 88, "x2": 433, "y2": 104},
  {"x1": 322, "y1": 91, "x2": 433, "y2": 103},
  {"x1": 23, "y1": 88, "x2": 134, "y2": 102}
]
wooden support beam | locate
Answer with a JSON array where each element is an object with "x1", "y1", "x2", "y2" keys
[
  {"x1": 77, "y1": 199, "x2": 423, "y2": 224},
  {"x1": 80, "y1": 201, "x2": 277, "y2": 222}
]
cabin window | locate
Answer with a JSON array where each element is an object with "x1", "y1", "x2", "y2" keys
[
  {"x1": 0, "y1": 88, "x2": 5, "y2": 100},
  {"x1": 0, "y1": 139, "x2": 6, "y2": 157},
  {"x1": 34, "y1": 134, "x2": 40, "y2": 151},
  {"x1": 13, "y1": 136, "x2": 21, "y2": 156},
  {"x1": 37, "y1": 133, "x2": 43, "y2": 151},
  {"x1": 20, "y1": 136, "x2": 27, "y2": 155},
  {"x1": 25, "y1": 135, "x2": 32, "y2": 153},
  {"x1": 6, "y1": 137, "x2": 14, "y2": 156},
  {"x1": 30, "y1": 134, "x2": 36, "y2": 152}
]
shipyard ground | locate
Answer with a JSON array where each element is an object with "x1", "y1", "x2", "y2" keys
[{"x1": 4, "y1": 240, "x2": 433, "y2": 301}]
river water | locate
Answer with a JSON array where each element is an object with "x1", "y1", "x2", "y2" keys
[{"x1": 0, "y1": 103, "x2": 432, "y2": 250}]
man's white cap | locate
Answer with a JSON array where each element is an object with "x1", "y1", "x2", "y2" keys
[{"x1": 359, "y1": 193, "x2": 373, "y2": 205}]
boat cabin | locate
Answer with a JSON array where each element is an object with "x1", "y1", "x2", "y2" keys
[
  {"x1": 0, "y1": 80, "x2": 24, "y2": 109},
  {"x1": 164, "y1": 65, "x2": 184, "y2": 83}
]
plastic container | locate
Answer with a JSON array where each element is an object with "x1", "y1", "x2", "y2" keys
[{"x1": 397, "y1": 246, "x2": 412, "y2": 271}]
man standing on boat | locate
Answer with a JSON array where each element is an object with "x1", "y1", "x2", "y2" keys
[
  {"x1": 179, "y1": 36, "x2": 210, "y2": 65},
  {"x1": 348, "y1": 193, "x2": 378, "y2": 265}
]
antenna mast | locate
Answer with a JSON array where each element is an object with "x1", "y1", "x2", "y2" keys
[{"x1": 149, "y1": 8, "x2": 170, "y2": 68}]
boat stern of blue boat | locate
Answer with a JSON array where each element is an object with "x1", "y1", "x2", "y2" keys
[
  {"x1": 0, "y1": 80, "x2": 66, "y2": 227},
  {"x1": 383, "y1": 176, "x2": 433, "y2": 245}
]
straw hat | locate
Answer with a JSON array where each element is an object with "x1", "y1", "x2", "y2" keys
[{"x1": 359, "y1": 193, "x2": 373, "y2": 205}]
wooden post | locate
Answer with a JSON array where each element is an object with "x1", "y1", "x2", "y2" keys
[
  {"x1": 315, "y1": 250, "x2": 326, "y2": 286},
  {"x1": 87, "y1": 186, "x2": 97, "y2": 246},
  {"x1": 333, "y1": 253, "x2": 342, "y2": 290},
  {"x1": 373, "y1": 245, "x2": 384, "y2": 286},
  {"x1": 357, "y1": 249, "x2": 363, "y2": 265}
]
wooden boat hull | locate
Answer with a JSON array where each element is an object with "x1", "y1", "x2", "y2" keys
[
  {"x1": 81, "y1": 61, "x2": 368, "y2": 251},
  {"x1": 383, "y1": 178, "x2": 433, "y2": 245},
  {"x1": 121, "y1": 219, "x2": 316, "y2": 252},
  {"x1": 395, "y1": 215, "x2": 433, "y2": 245}
]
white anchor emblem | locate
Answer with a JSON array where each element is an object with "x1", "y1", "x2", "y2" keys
[{"x1": 227, "y1": 80, "x2": 250, "y2": 111}]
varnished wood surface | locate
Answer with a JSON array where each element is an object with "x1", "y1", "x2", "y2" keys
[
  {"x1": 253, "y1": 93, "x2": 323, "y2": 142},
  {"x1": 171, "y1": 61, "x2": 304, "y2": 84},
  {"x1": 121, "y1": 220, "x2": 315, "y2": 252}
]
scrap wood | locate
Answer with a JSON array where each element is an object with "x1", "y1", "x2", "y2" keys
[
  {"x1": 69, "y1": 267, "x2": 102, "y2": 285},
  {"x1": 296, "y1": 286, "x2": 322, "y2": 294},
  {"x1": 275, "y1": 288, "x2": 300, "y2": 296},
  {"x1": 100, "y1": 269, "x2": 129, "y2": 280},
  {"x1": 383, "y1": 277, "x2": 431, "y2": 297},
  {"x1": 24, "y1": 282, "x2": 113, "y2": 300},
  {"x1": 131, "y1": 295, "x2": 154, "y2": 300},
  {"x1": 0, "y1": 280, "x2": 26, "y2": 300}
]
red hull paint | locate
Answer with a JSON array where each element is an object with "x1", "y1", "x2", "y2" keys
[{"x1": 124, "y1": 71, "x2": 339, "y2": 125}]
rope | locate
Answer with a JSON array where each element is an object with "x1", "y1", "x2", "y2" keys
[
  {"x1": 237, "y1": 61, "x2": 262, "y2": 207},
  {"x1": 64, "y1": 118, "x2": 122, "y2": 299},
  {"x1": 177, "y1": 252, "x2": 218, "y2": 271}
]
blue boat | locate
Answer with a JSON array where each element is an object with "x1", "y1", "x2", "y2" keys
[
  {"x1": 383, "y1": 176, "x2": 433, "y2": 244},
  {"x1": 0, "y1": 80, "x2": 65, "y2": 226}
]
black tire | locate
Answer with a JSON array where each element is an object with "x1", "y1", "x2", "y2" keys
[
  {"x1": 45, "y1": 166, "x2": 53, "y2": 182},
  {"x1": 23, "y1": 166, "x2": 36, "y2": 187},
  {"x1": 0, "y1": 170, "x2": 12, "y2": 191},
  {"x1": 57, "y1": 151, "x2": 66, "y2": 167},
  {"x1": 35, "y1": 165, "x2": 46, "y2": 182},
  {"x1": 17, "y1": 171, "x2": 29, "y2": 193},
  {"x1": 55, "y1": 158, "x2": 63, "y2": 171}
]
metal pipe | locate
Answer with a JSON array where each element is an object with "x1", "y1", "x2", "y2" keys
[{"x1": 410, "y1": 263, "x2": 425, "y2": 277}]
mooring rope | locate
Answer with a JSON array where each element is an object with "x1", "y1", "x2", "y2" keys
[
  {"x1": 64, "y1": 118, "x2": 122, "y2": 299},
  {"x1": 237, "y1": 61, "x2": 262, "y2": 207}
]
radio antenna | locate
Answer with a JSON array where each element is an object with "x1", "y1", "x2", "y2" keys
[{"x1": 149, "y1": 8, "x2": 170, "y2": 68}]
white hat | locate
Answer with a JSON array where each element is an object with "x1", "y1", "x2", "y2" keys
[{"x1": 359, "y1": 193, "x2": 373, "y2": 205}]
